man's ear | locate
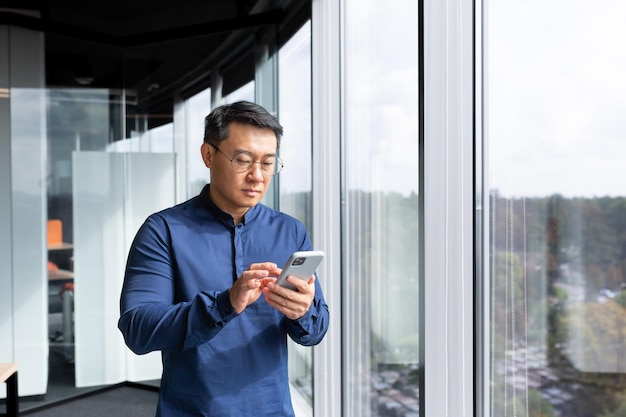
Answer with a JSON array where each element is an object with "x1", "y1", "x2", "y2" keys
[{"x1": 201, "y1": 143, "x2": 213, "y2": 168}]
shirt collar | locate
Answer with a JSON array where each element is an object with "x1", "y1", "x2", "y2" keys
[{"x1": 199, "y1": 184, "x2": 259, "y2": 226}]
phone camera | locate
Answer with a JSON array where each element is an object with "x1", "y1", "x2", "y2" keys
[{"x1": 292, "y1": 257, "x2": 306, "y2": 266}]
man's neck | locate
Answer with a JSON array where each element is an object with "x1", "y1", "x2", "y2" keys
[{"x1": 207, "y1": 186, "x2": 247, "y2": 225}]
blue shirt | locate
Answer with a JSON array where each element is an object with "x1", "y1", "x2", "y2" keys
[{"x1": 118, "y1": 185, "x2": 329, "y2": 417}]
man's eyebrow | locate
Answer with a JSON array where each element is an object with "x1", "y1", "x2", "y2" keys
[{"x1": 233, "y1": 148, "x2": 277, "y2": 158}]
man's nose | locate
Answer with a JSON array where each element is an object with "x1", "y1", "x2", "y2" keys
[{"x1": 248, "y1": 162, "x2": 265, "y2": 179}]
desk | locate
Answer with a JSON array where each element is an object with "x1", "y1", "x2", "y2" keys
[
  {"x1": 47, "y1": 242, "x2": 73, "y2": 251},
  {"x1": 48, "y1": 269, "x2": 74, "y2": 281},
  {"x1": 0, "y1": 363, "x2": 18, "y2": 417}
]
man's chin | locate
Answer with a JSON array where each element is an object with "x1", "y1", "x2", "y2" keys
[{"x1": 240, "y1": 194, "x2": 264, "y2": 206}]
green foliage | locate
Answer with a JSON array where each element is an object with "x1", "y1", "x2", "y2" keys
[
  {"x1": 490, "y1": 194, "x2": 626, "y2": 415},
  {"x1": 600, "y1": 392, "x2": 626, "y2": 417},
  {"x1": 490, "y1": 194, "x2": 626, "y2": 292},
  {"x1": 615, "y1": 291, "x2": 626, "y2": 309},
  {"x1": 558, "y1": 301, "x2": 626, "y2": 373},
  {"x1": 491, "y1": 251, "x2": 526, "y2": 333},
  {"x1": 342, "y1": 189, "x2": 420, "y2": 363},
  {"x1": 553, "y1": 286, "x2": 568, "y2": 302}
]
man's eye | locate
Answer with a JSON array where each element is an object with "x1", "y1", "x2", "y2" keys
[{"x1": 234, "y1": 155, "x2": 252, "y2": 165}]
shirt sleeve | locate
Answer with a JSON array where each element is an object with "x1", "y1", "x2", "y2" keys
[{"x1": 117, "y1": 215, "x2": 238, "y2": 355}]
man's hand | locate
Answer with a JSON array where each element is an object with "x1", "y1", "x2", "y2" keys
[
  {"x1": 229, "y1": 262, "x2": 278, "y2": 314},
  {"x1": 262, "y1": 273, "x2": 316, "y2": 320}
]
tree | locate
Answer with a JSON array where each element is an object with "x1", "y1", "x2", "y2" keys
[
  {"x1": 558, "y1": 301, "x2": 626, "y2": 373},
  {"x1": 614, "y1": 290, "x2": 626, "y2": 309},
  {"x1": 600, "y1": 392, "x2": 626, "y2": 417}
]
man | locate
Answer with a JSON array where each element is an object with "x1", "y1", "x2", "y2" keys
[{"x1": 118, "y1": 101, "x2": 329, "y2": 416}]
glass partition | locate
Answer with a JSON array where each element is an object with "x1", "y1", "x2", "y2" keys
[
  {"x1": 73, "y1": 151, "x2": 174, "y2": 386},
  {"x1": 46, "y1": 88, "x2": 176, "y2": 390},
  {"x1": 0, "y1": 27, "x2": 48, "y2": 399},
  {"x1": 47, "y1": 89, "x2": 112, "y2": 379},
  {"x1": 485, "y1": 1, "x2": 626, "y2": 415},
  {"x1": 3, "y1": 88, "x2": 48, "y2": 398}
]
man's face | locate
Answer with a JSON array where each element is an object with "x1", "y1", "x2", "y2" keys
[{"x1": 201, "y1": 122, "x2": 278, "y2": 221}]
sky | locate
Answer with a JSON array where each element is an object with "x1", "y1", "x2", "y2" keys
[
  {"x1": 339, "y1": 0, "x2": 626, "y2": 199},
  {"x1": 333, "y1": 0, "x2": 626, "y2": 199},
  {"x1": 487, "y1": 0, "x2": 626, "y2": 198}
]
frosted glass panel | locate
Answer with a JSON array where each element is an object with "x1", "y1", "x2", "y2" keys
[
  {"x1": 125, "y1": 153, "x2": 176, "y2": 381},
  {"x1": 73, "y1": 151, "x2": 175, "y2": 387},
  {"x1": 0, "y1": 27, "x2": 47, "y2": 399},
  {"x1": 0, "y1": 27, "x2": 11, "y2": 374},
  {"x1": 5, "y1": 87, "x2": 48, "y2": 397}
]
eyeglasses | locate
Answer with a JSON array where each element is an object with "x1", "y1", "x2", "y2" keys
[{"x1": 210, "y1": 143, "x2": 283, "y2": 176}]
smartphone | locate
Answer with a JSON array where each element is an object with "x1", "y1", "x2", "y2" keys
[{"x1": 276, "y1": 250, "x2": 325, "y2": 290}]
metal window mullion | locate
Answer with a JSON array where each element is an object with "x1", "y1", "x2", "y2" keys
[
  {"x1": 312, "y1": 1, "x2": 343, "y2": 416},
  {"x1": 423, "y1": 0, "x2": 475, "y2": 416}
]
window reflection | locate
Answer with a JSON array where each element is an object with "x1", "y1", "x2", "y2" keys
[{"x1": 486, "y1": 1, "x2": 626, "y2": 415}]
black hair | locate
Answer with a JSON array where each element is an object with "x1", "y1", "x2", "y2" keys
[{"x1": 203, "y1": 101, "x2": 283, "y2": 147}]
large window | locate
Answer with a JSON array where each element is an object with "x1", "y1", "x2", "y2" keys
[
  {"x1": 279, "y1": 21, "x2": 313, "y2": 231},
  {"x1": 182, "y1": 88, "x2": 212, "y2": 198},
  {"x1": 278, "y1": 21, "x2": 315, "y2": 405},
  {"x1": 485, "y1": 1, "x2": 626, "y2": 416},
  {"x1": 343, "y1": 1, "x2": 420, "y2": 415},
  {"x1": 181, "y1": 81, "x2": 255, "y2": 200}
]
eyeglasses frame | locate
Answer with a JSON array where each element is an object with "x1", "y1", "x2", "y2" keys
[{"x1": 209, "y1": 143, "x2": 283, "y2": 176}]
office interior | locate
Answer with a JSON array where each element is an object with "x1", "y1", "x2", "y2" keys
[{"x1": 2, "y1": 0, "x2": 626, "y2": 416}]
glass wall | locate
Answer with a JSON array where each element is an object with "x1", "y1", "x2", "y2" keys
[
  {"x1": 485, "y1": 1, "x2": 626, "y2": 416},
  {"x1": 343, "y1": 1, "x2": 420, "y2": 416},
  {"x1": 46, "y1": 87, "x2": 174, "y2": 389},
  {"x1": 47, "y1": 88, "x2": 111, "y2": 369},
  {"x1": 183, "y1": 88, "x2": 212, "y2": 198},
  {"x1": 180, "y1": 80, "x2": 255, "y2": 203},
  {"x1": 279, "y1": 21, "x2": 313, "y2": 232},
  {"x1": 220, "y1": 81, "x2": 255, "y2": 105},
  {"x1": 0, "y1": 28, "x2": 48, "y2": 399},
  {"x1": 277, "y1": 21, "x2": 314, "y2": 403}
]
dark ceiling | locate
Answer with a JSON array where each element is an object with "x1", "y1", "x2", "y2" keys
[{"x1": 0, "y1": 0, "x2": 308, "y2": 125}]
